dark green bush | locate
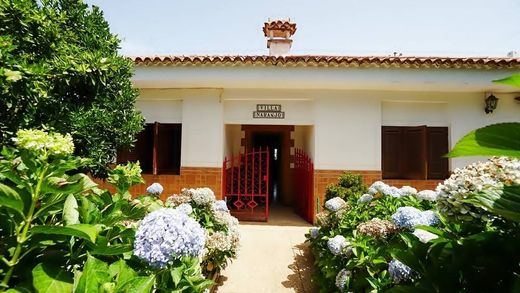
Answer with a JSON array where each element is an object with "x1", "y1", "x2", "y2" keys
[{"x1": 325, "y1": 172, "x2": 368, "y2": 201}]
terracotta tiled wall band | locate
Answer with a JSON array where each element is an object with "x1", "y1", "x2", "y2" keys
[
  {"x1": 94, "y1": 167, "x2": 222, "y2": 201},
  {"x1": 314, "y1": 169, "x2": 443, "y2": 211}
]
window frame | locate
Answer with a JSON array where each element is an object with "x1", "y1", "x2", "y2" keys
[
  {"x1": 382, "y1": 125, "x2": 449, "y2": 180},
  {"x1": 117, "y1": 122, "x2": 182, "y2": 175}
]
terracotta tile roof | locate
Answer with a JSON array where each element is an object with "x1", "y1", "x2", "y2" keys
[{"x1": 130, "y1": 55, "x2": 520, "y2": 70}]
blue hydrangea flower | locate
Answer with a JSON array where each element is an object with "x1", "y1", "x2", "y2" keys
[
  {"x1": 391, "y1": 207, "x2": 439, "y2": 230},
  {"x1": 388, "y1": 259, "x2": 414, "y2": 283},
  {"x1": 420, "y1": 210, "x2": 440, "y2": 226},
  {"x1": 212, "y1": 200, "x2": 229, "y2": 212},
  {"x1": 309, "y1": 227, "x2": 320, "y2": 239},
  {"x1": 327, "y1": 235, "x2": 349, "y2": 256},
  {"x1": 146, "y1": 183, "x2": 164, "y2": 196},
  {"x1": 175, "y1": 203, "x2": 193, "y2": 215},
  {"x1": 335, "y1": 269, "x2": 351, "y2": 292},
  {"x1": 357, "y1": 194, "x2": 373, "y2": 204},
  {"x1": 391, "y1": 207, "x2": 423, "y2": 229},
  {"x1": 325, "y1": 197, "x2": 347, "y2": 212},
  {"x1": 134, "y1": 208, "x2": 205, "y2": 268}
]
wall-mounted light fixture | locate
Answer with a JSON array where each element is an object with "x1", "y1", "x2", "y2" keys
[{"x1": 485, "y1": 94, "x2": 498, "y2": 114}]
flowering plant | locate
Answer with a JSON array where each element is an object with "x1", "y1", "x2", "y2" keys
[
  {"x1": 307, "y1": 175, "x2": 435, "y2": 292},
  {"x1": 166, "y1": 188, "x2": 240, "y2": 274}
]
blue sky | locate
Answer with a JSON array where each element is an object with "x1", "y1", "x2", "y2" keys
[{"x1": 87, "y1": 0, "x2": 520, "y2": 57}]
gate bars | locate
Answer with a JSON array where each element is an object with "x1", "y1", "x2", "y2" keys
[
  {"x1": 222, "y1": 147, "x2": 269, "y2": 222},
  {"x1": 294, "y1": 148, "x2": 314, "y2": 223}
]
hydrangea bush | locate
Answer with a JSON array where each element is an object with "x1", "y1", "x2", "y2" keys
[
  {"x1": 309, "y1": 155, "x2": 520, "y2": 292},
  {"x1": 166, "y1": 188, "x2": 240, "y2": 274},
  {"x1": 0, "y1": 129, "x2": 214, "y2": 292},
  {"x1": 307, "y1": 175, "x2": 435, "y2": 292}
]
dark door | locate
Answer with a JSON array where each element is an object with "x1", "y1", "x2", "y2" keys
[{"x1": 252, "y1": 133, "x2": 282, "y2": 204}]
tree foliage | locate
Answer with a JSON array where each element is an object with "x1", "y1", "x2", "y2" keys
[{"x1": 0, "y1": 0, "x2": 143, "y2": 177}]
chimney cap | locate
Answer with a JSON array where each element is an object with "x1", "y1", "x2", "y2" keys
[{"x1": 263, "y1": 19, "x2": 297, "y2": 38}]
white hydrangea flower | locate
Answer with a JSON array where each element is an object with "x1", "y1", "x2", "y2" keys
[
  {"x1": 184, "y1": 188, "x2": 216, "y2": 206},
  {"x1": 436, "y1": 157, "x2": 520, "y2": 220},
  {"x1": 335, "y1": 269, "x2": 351, "y2": 292},
  {"x1": 13, "y1": 129, "x2": 74, "y2": 156},
  {"x1": 412, "y1": 229, "x2": 439, "y2": 243},
  {"x1": 327, "y1": 235, "x2": 351, "y2": 256},
  {"x1": 325, "y1": 197, "x2": 347, "y2": 212},
  {"x1": 368, "y1": 181, "x2": 388, "y2": 195},
  {"x1": 416, "y1": 190, "x2": 438, "y2": 201},
  {"x1": 399, "y1": 186, "x2": 417, "y2": 197},
  {"x1": 212, "y1": 200, "x2": 229, "y2": 212},
  {"x1": 174, "y1": 203, "x2": 193, "y2": 215},
  {"x1": 205, "y1": 231, "x2": 233, "y2": 253},
  {"x1": 357, "y1": 193, "x2": 373, "y2": 204},
  {"x1": 146, "y1": 183, "x2": 164, "y2": 196},
  {"x1": 382, "y1": 185, "x2": 402, "y2": 197},
  {"x1": 133, "y1": 208, "x2": 205, "y2": 268}
]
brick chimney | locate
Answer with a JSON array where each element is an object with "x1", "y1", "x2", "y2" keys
[{"x1": 263, "y1": 19, "x2": 297, "y2": 56}]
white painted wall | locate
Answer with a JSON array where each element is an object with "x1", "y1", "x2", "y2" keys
[
  {"x1": 314, "y1": 93, "x2": 382, "y2": 170},
  {"x1": 133, "y1": 62, "x2": 520, "y2": 173},
  {"x1": 180, "y1": 92, "x2": 224, "y2": 167},
  {"x1": 224, "y1": 99, "x2": 314, "y2": 125},
  {"x1": 224, "y1": 124, "x2": 242, "y2": 158}
]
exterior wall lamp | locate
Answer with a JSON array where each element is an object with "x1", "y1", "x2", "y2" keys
[{"x1": 485, "y1": 94, "x2": 498, "y2": 114}]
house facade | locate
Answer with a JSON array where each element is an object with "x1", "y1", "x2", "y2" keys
[{"x1": 121, "y1": 20, "x2": 520, "y2": 221}]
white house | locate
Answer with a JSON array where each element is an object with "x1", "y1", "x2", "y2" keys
[{"x1": 122, "y1": 20, "x2": 520, "y2": 222}]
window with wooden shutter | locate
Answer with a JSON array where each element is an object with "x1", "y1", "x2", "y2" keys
[
  {"x1": 117, "y1": 123, "x2": 181, "y2": 175},
  {"x1": 157, "y1": 123, "x2": 182, "y2": 175},
  {"x1": 427, "y1": 127, "x2": 449, "y2": 179},
  {"x1": 382, "y1": 126, "x2": 448, "y2": 180},
  {"x1": 382, "y1": 127, "x2": 403, "y2": 179},
  {"x1": 402, "y1": 126, "x2": 427, "y2": 180}
]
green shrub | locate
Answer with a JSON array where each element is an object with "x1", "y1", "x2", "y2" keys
[
  {"x1": 324, "y1": 172, "x2": 368, "y2": 201},
  {"x1": 0, "y1": 130, "x2": 215, "y2": 292},
  {"x1": 309, "y1": 180, "x2": 435, "y2": 292},
  {"x1": 0, "y1": 0, "x2": 144, "y2": 177}
]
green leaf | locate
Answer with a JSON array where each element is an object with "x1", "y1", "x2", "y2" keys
[
  {"x1": 43, "y1": 174, "x2": 97, "y2": 195},
  {"x1": 91, "y1": 244, "x2": 133, "y2": 256},
  {"x1": 494, "y1": 73, "x2": 520, "y2": 88},
  {"x1": 75, "y1": 254, "x2": 111, "y2": 293},
  {"x1": 118, "y1": 276, "x2": 155, "y2": 293},
  {"x1": 108, "y1": 260, "x2": 137, "y2": 290},
  {"x1": 4, "y1": 69, "x2": 22, "y2": 82},
  {"x1": 31, "y1": 224, "x2": 99, "y2": 243},
  {"x1": 63, "y1": 194, "x2": 79, "y2": 225},
  {"x1": 466, "y1": 185, "x2": 520, "y2": 222},
  {"x1": 447, "y1": 123, "x2": 520, "y2": 158},
  {"x1": 32, "y1": 263, "x2": 73, "y2": 293},
  {"x1": 0, "y1": 182, "x2": 25, "y2": 216},
  {"x1": 170, "y1": 266, "x2": 184, "y2": 286}
]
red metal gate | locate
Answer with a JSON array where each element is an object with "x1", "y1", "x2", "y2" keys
[
  {"x1": 294, "y1": 148, "x2": 314, "y2": 223},
  {"x1": 223, "y1": 147, "x2": 269, "y2": 221}
]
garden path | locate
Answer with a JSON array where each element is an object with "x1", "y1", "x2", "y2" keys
[{"x1": 216, "y1": 205, "x2": 316, "y2": 293}]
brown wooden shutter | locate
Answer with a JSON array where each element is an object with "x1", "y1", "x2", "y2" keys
[
  {"x1": 382, "y1": 126, "x2": 403, "y2": 179},
  {"x1": 402, "y1": 126, "x2": 427, "y2": 180},
  {"x1": 427, "y1": 127, "x2": 449, "y2": 179},
  {"x1": 138, "y1": 125, "x2": 154, "y2": 173},
  {"x1": 156, "y1": 124, "x2": 182, "y2": 175}
]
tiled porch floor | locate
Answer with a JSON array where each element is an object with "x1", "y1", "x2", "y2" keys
[{"x1": 216, "y1": 205, "x2": 316, "y2": 293}]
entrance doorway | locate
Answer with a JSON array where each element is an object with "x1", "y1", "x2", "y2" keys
[
  {"x1": 252, "y1": 132, "x2": 282, "y2": 204},
  {"x1": 223, "y1": 124, "x2": 314, "y2": 223},
  {"x1": 244, "y1": 125, "x2": 293, "y2": 208}
]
